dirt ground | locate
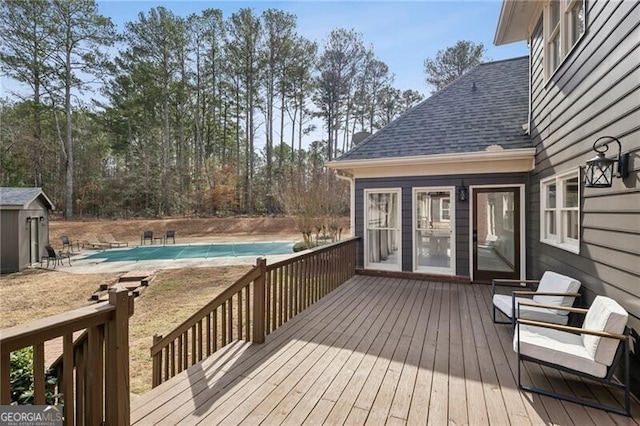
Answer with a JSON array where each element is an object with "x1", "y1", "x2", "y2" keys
[
  {"x1": 48, "y1": 216, "x2": 304, "y2": 249},
  {"x1": 1, "y1": 216, "x2": 348, "y2": 395}
]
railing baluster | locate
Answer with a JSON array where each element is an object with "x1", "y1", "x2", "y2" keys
[
  {"x1": 206, "y1": 313, "x2": 212, "y2": 356},
  {"x1": 62, "y1": 333, "x2": 75, "y2": 425},
  {"x1": 33, "y1": 342, "x2": 45, "y2": 405},
  {"x1": 221, "y1": 303, "x2": 227, "y2": 346},
  {"x1": 213, "y1": 308, "x2": 218, "y2": 352},
  {"x1": 237, "y1": 289, "x2": 243, "y2": 340},
  {"x1": 183, "y1": 332, "x2": 189, "y2": 369},
  {"x1": 245, "y1": 285, "x2": 251, "y2": 340},
  {"x1": 227, "y1": 299, "x2": 233, "y2": 344},
  {"x1": 197, "y1": 321, "x2": 203, "y2": 362},
  {"x1": 191, "y1": 325, "x2": 197, "y2": 365}
]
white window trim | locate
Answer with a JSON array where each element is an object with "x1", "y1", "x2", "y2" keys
[
  {"x1": 540, "y1": 168, "x2": 580, "y2": 254},
  {"x1": 544, "y1": 0, "x2": 587, "y2": 81},
  {"x1": 412, "y1": 187, "x2": 456, "y2": 276},
  {"x1": 364, "y1": 188, "x2": 402, "y2": 271}
]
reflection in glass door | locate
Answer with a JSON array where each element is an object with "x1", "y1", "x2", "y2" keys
[
  {"x1": 473, "y1": 188, "x2": 520, "y2": 282},
  {"x1": 414, "y1": 188, "x2": 454, "y2": 275},
  {"x1": 365, "y1": 190, "x2": 401, "y2": 270}
]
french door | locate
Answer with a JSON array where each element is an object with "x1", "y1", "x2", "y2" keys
[
  {"x1": 472, "y1": 187, "x2": 521, "y2": 282},
  {"x1": 365, "y1": 189, "x2": 401, "y2": 271},
  {"x1": 414, "y1": 188, "x2": 455, "y2": 275}
]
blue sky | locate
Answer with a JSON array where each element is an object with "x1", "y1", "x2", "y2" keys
[{"x1": 98, "y1": 0, "x2": 528, "y2": 95}]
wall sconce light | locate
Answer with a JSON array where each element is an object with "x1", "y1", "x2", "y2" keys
[
  {"x1": 26, "y1": 216, "x2": 32, "y2": 223},
  {"x1": 457, "y1": 183, "x2": 468, "y2": 202},
  {"x1": 39, "y1": 216, "x2": 45, "y2": 225},
  {"x1": 585, "y1": 136, "x2": 629, "y2": 188}
]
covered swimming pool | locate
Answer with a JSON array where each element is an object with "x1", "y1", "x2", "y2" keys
[{"x1": 83, "y1": 242, "x2": 295, "y2": 262}]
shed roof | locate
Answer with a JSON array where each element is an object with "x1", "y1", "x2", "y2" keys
[
  {"x1": 0, "y1": 187, "x2": 55, "y2": 210},
  {"x1": 334, "y1": 56, "x2": 531, "y2": 162}
]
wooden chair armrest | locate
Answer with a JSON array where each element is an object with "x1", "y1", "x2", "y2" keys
[
  {"x1": 516, "y1": 300, "x2": 587, "y2": 313},
  {"x1": 493, "y1": 279, "x2": 540, "y2": 287},
  {"x1": 517, "y1": 318, "x2": 627, "y2": 340},
  {"x1": 512, "y1": 291, "x2": 581, "y2": 297},
  {"x1": 492, "y1": 279, "x2": 539, "y2": 295}
]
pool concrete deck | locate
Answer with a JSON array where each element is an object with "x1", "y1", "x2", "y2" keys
[{"x1": 39, "y1": 235, "x2": 302, "y2": 274}]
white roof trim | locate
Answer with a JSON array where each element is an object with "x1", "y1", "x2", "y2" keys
[
  {"x1": 327, "y1": 148, "x2": 536, "y2": 169},
  {"x1": 327, "y1": 148, "x2": 536, "y2": 179},
  {"x1": 494, "y1": 0, "x2": 541, "y2": 46}
]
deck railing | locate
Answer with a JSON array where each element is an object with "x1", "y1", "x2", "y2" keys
[
  {"x1": 151, "y1": 237, "x2": 358, "y2": 387},
  {"x1": 0, "y1": 288, "x2": 133, "y2": 426}
]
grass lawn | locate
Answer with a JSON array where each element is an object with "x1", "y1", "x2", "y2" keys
[{"x1": 0, "y1": 265, "x2": 251, "y2": 394}]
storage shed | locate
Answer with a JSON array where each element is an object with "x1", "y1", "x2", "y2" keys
[{"x1": 0, "y1": 187, "x2": 55, "y2": 274}]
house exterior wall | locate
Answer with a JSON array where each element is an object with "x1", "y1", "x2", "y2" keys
[
  {"x1": 354, "y1": 172, "x2": 528, "y2": 277},
  {"x1": 526, "y1": 0, "x2": 640, "y2": 391},
  {"x1": 0, "y1": 210, "x2": 19, "y2": 274}
]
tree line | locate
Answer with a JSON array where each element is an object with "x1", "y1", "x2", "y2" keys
[{"x1": 0, "y1": 0, "x2": 425, "y2": 219}]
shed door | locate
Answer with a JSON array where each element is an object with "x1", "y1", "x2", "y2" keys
[
  {"x1": 473, "y1": 188, "x2": 520, "y2": 282},
  {"x1": 30, "y1": 219, "x2": 40, "y2": 264}
]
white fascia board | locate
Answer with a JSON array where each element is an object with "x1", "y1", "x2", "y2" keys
[
  {"x1": 494, "y1": 0, "x2": 541, "y2": 46},
  {"x1": 326, "y1": 148, "x2": 536, "y2": 179}
]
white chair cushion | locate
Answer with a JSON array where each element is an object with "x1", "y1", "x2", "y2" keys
[
  {"x1": 532, "y1": 271, "x2": 581, "y2": 311},
  {"x1": 582, "y1": 296, "x2": 628, "y2": 366},
  {"x1": 493, "y1": 294, "x2": 569, "y2": 325},
  {"x1": 514, "y1": 324, "x2": 607, "y2": 378}
]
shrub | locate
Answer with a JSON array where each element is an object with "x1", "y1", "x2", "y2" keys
[{"x1": 10, "y1": 348, "x2": 58, "y2": 405}]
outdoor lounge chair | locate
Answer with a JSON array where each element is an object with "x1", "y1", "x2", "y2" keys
[
  {"x1": 99, "y1": 233, "x2": 128, "y2": 248},
  {"x1": 165, "y1": 230, "x2": 176, "y2": 244},
  {"x1": 514, "y1": 295, "x2": 630, "y2": 415},
  {"x1": 492, "y1": 271, "x2": 581, "y2": 325},
  {"x1": 141, "y1": 230, "x2": 153, "y2": 245},
  {"x1": 41, "y1": 245, "x2": 71, "y2": 268},
  {"x1": 83, "y1": 234, "x2": 111, "y2": 250}
]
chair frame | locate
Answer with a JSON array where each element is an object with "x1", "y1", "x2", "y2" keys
[
  {"x1": 141, "y1": 230, "x2": 153, "y2": 245},
  {"x1": 492, "y1": 278, "x2": 581, "y2": 326},
  {"x1": 41, "y1": 245, "x2": 71, "y2": 268},
  {"x1": 515, "y1": 301, "x2": 631, "y2": 416},
  {"x1": 165, "y1": 230, "x2": 176, "y2": 244}
]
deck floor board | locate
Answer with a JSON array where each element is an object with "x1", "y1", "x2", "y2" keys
[{"x1": 131, "y1": 276, "x2": 640, "y2": 425}]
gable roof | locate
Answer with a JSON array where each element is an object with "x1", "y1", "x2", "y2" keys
[
  {"x1": 334, "y1": 56, "x2": 531, "y2": 162},
  {"x1": 0, "y1": 187, "x2": 55, "y2": 210}
]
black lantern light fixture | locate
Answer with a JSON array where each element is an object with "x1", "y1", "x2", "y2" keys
[
  {"x1": 585, "y1": 136, "x2": 629, "y2": 188},
  {"x1": 457, "y1": 181, "x2": 468, "y2": 202}
]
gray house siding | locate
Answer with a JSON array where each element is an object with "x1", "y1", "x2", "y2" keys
[
  {"x1": 526, "y1": 0, "x2": 640, "y2": 389},
  {"x1": 354, "y1": 172, "x2": 528, "y2": 276}
]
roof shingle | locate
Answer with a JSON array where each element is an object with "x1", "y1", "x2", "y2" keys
[{"x1": 336, "y1": 56, "x2": 531, "y2": 161}]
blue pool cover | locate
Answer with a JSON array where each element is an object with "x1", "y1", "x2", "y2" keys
[{"x1": 83, "y1": 242, "x2": 295, "y2": 262}]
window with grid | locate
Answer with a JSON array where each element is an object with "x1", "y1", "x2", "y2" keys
[
  {"x1": 540, "y1": 169, "x2": 580, "y2": 253},
  {"x1": 544, "y1": 0, "x2": 586, "y2": 79}
]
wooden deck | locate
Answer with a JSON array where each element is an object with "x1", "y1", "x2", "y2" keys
[{"x1": 131, "y1": 275, "x2": 640, "y2": 425}]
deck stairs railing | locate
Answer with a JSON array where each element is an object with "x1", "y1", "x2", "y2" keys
[
  {"x1": 0, "y1": 289, "x2": 133, "y2": 425},
  {"x1": 150, "y1": 237, "x2": 358, "y2": 387}
]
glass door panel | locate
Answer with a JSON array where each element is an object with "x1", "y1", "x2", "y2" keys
[
  {"x1": 365, "y1": 190, "x2": 401, "y2": 270},
  {"x1": 414, "y1": 189, "x2": 454, "y2": 275},
  {"x1": 473, "y1": 188, "x2": 520, "y2": 282}
]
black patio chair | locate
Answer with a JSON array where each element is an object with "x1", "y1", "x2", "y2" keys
[
  {"x1": 41, "y1": 245, "x2": 71, "y2": 268},
  {"x1": 165, "y1": 230, "x2": 176, "y2": 244},
  {"x1": 141, "y1": 230, "x2": 153, "y2": 245},
  {"x1": 60, "y1": 235, "x2": 79, "y2": 253}
]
